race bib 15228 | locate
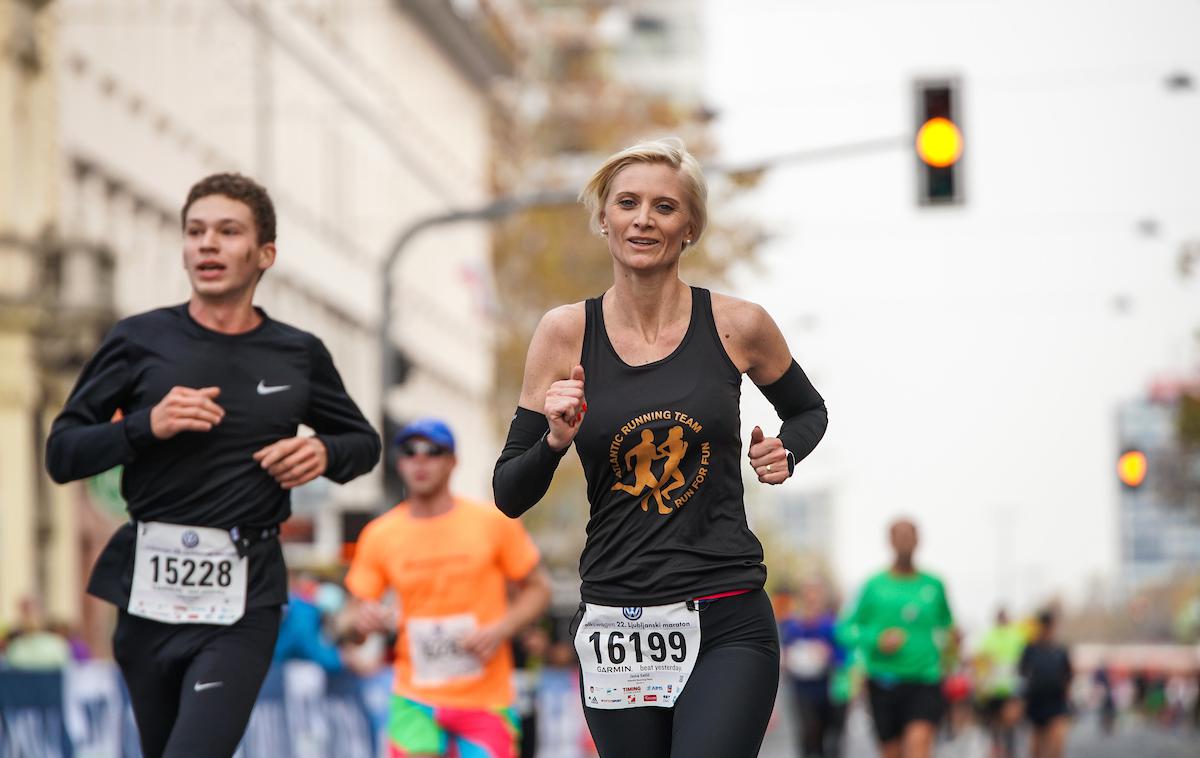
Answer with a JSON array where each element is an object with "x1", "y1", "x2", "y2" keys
[{"x1": 128, "y1": 522, "x2": 247, "y2": 625}]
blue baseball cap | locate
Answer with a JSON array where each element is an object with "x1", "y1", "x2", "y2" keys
[{"x1": 393, "y1": 418, "x2": 455, "y2": 453}]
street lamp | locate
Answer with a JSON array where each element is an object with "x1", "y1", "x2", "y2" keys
[{"x1": 378, "y1": 189, "x2": 577, "y2": 430}]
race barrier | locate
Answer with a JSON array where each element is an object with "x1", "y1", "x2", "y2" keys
[{"x1": 0, "y1": 661, "x2": 384, "y2": 758}]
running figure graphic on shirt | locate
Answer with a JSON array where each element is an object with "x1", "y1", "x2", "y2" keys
[
  {"x1": 611, "y1": 426, "x2": 688, "y2": 515},
  {"x1": 655, "y1": 426, "x2": 689, "y2": 505},
  {"x1": 612, "y1": 429, "x2": 668, "y2": 513}
]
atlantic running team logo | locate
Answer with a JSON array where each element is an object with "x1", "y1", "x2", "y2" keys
[{"x1": 608, "y1": 410, "x2": 710, "y2": 515}]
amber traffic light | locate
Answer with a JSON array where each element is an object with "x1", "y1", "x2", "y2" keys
[
  {"x1": 915, "y1": 79, "x2": 964, "y2": 205},
  {"x1": 916, "y1": 117, "x2": 963, "y2": 168},
  {"x1": 1117, "y1": 449, "x2": 1148, "y2": 489}
]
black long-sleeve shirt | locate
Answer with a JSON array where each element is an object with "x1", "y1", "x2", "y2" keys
[{"x1": 46, "y1": 304, "x2": 381, "y2": 608}]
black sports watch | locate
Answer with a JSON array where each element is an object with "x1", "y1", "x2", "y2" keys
[{"x1": 785, "y1": 449, "x2": 797, "y2": 476}]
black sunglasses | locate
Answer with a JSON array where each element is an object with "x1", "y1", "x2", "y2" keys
[{"x1": 398, "y1": 440, "x2": 450, "y2": 458}]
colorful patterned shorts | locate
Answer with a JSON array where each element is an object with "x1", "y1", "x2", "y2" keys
[{"x1": 388, "y1": 694, "x2": 519, "y2": 758}]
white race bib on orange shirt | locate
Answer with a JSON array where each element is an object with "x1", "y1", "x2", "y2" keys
[{"x1": 407, "y1": 614, "x2": 484, "y2": 687}]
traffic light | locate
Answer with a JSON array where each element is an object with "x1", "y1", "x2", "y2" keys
[
  {"x1": 914, "y1": 79, "x2": 964, "y2": 206},
  {"x1": 1117, "y1": 449, "x2": 1148, "y2": 489}
]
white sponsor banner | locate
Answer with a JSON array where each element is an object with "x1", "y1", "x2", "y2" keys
[{"x1": 63, "y1": 662, "x2": 124, "y2": 758}]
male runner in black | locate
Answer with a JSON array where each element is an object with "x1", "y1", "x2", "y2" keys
[
  {"x1": 45, "y1": 173, "x2": 380, "y2": 757},
  {"x1": 1020, "y1": 610, "x2": 1072, "y2": 758}
]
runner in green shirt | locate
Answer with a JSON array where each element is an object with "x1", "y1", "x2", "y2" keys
[
  {"x1": 975, "y1": 609, "x2": 1027, "y2": 757},
  {"x1": 837, "y1": 518, "x2": 954, "y2": 758}
]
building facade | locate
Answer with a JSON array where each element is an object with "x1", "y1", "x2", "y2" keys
[
  {"x1": 1117, "y1": 395, "x2": 1200, "y2": 595},
  {"x1": 2, "y1": 0, "x2": 510, "y2": 639},
  {"x1": 1, "y1": 0, "x2": 82, "y2": 633}
]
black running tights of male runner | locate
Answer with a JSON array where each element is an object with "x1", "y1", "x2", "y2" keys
[
  {"x1": 113, "y1": 607, "x2": 281, "y2": 758},
  {"x1": 576, "y1": 590, "x2": 780, "y2": 758}
]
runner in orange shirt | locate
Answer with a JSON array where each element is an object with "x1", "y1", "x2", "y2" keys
[{"x1": 346, "y1": 419, "x2": 551, "y2": 758}]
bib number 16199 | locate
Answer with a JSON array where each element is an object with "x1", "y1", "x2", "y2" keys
[
  {"x1": 587, "y1": 630, "x2": 687, "y2": 665},
  {"x1": 574, "y1": 602, "x2": 700, "y2": 710}
]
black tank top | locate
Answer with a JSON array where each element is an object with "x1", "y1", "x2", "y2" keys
[{"x1": 574, "y1": 287, "x2": 767, "y2": 606}]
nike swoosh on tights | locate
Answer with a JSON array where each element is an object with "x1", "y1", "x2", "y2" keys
[{"x1": 193, "y1": 681, "x2": 224, "y2": 692}]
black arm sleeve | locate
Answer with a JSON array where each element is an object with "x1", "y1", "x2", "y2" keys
[
  {"x1": 493, "y1": 406, "x2": 569, "y2": 518},
  {"x1": 306, "y1": 338, "x2": 381, "y2": 483},
  {"x1": 45, "y1": 325, "x2": 157, "y2": 484},
  {"x1": 756, "y1": 359, "x2": 828, "y2": 464}
]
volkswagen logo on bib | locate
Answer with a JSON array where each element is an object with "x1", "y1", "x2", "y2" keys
[
  {"x1": 181, "y1": 530, "x2": 200, "y2": 549},
  {"x1": 622, "y1": 607, "x2": 643, "y2": 621}
]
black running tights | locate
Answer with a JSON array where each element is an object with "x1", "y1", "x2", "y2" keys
[{"x1": 112, "y1": 606, "x2": 281, "y2": 758}]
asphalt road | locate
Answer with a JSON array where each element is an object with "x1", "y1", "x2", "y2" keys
[{"x1": 758, "y1": 697, "x2": 1200, "y2": 758}]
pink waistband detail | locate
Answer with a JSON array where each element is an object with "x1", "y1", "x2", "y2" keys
[{"x1": 692, "y1": 589, "x2": 752, "y2": 602}]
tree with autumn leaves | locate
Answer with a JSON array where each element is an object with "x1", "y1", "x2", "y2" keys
[{"x1": 487, "y1": 7, "x2": 767, "y2": 565}]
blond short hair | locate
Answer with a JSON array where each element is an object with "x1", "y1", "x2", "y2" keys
[{"x1": 579, "y1": 137, "x2": 708, "y2": 247}]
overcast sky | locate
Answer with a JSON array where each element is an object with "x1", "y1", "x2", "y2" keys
[{"x1": 702, "y1": 0, "x2": 1200, "y2": 632}]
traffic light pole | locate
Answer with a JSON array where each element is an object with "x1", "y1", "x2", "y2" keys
[
  {"x1": 378, "y1": 189, "x2": 577, "y2": 431},
  {"x1": 707, "y1": 135, "x2": 908, "y2": 176}
]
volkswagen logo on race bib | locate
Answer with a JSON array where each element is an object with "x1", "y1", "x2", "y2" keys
[
  {"x1": 181, "y1": 530, "x2": 200, "y2": 549},
  {"x1": 622, "y1": 607, "x2": 643, "y2": 621}
]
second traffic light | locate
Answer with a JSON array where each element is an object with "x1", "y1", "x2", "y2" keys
[
  {"x1": 1117, "y1": 449, "x2": 1148, "y2": 490},
  {"x1": 914, "y1": 78, "x2": 964, "y2": 206}
]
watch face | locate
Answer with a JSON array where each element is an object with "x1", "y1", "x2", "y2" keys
[{"x1": 786, "y1": 450, "x2": 797, "y2": 475}]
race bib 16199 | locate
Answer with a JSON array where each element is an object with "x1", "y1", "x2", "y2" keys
[{"x1": 574, "y1": 602, "x2": 701, "y2": 709}]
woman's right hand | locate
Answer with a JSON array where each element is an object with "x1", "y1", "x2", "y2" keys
[{"x1": 545, "y1": 364, "x2": 587, "y2": 451}]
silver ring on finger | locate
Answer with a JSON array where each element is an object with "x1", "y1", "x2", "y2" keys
[{"x1": 766, "y1": 463, "x2": 773, "y2": 473}]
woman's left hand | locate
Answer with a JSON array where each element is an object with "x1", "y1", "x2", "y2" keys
[{"x1": 748, "y1": 425, "x2": 790, "y2": 485}]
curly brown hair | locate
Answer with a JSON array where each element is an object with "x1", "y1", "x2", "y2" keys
[{"x1": 180, "y1": 173, "x2": 276, "y2": 245}]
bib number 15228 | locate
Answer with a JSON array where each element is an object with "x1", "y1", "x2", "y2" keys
[
  {"x1": 129, "y1": 521, "x2": 248, "y2": 625},
  {"x1": 149, "y1": 555, "x2": 233, "y2": 589},
  {"x1": 586, "y1": 630, "x2": 687, "y2": 665}
]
